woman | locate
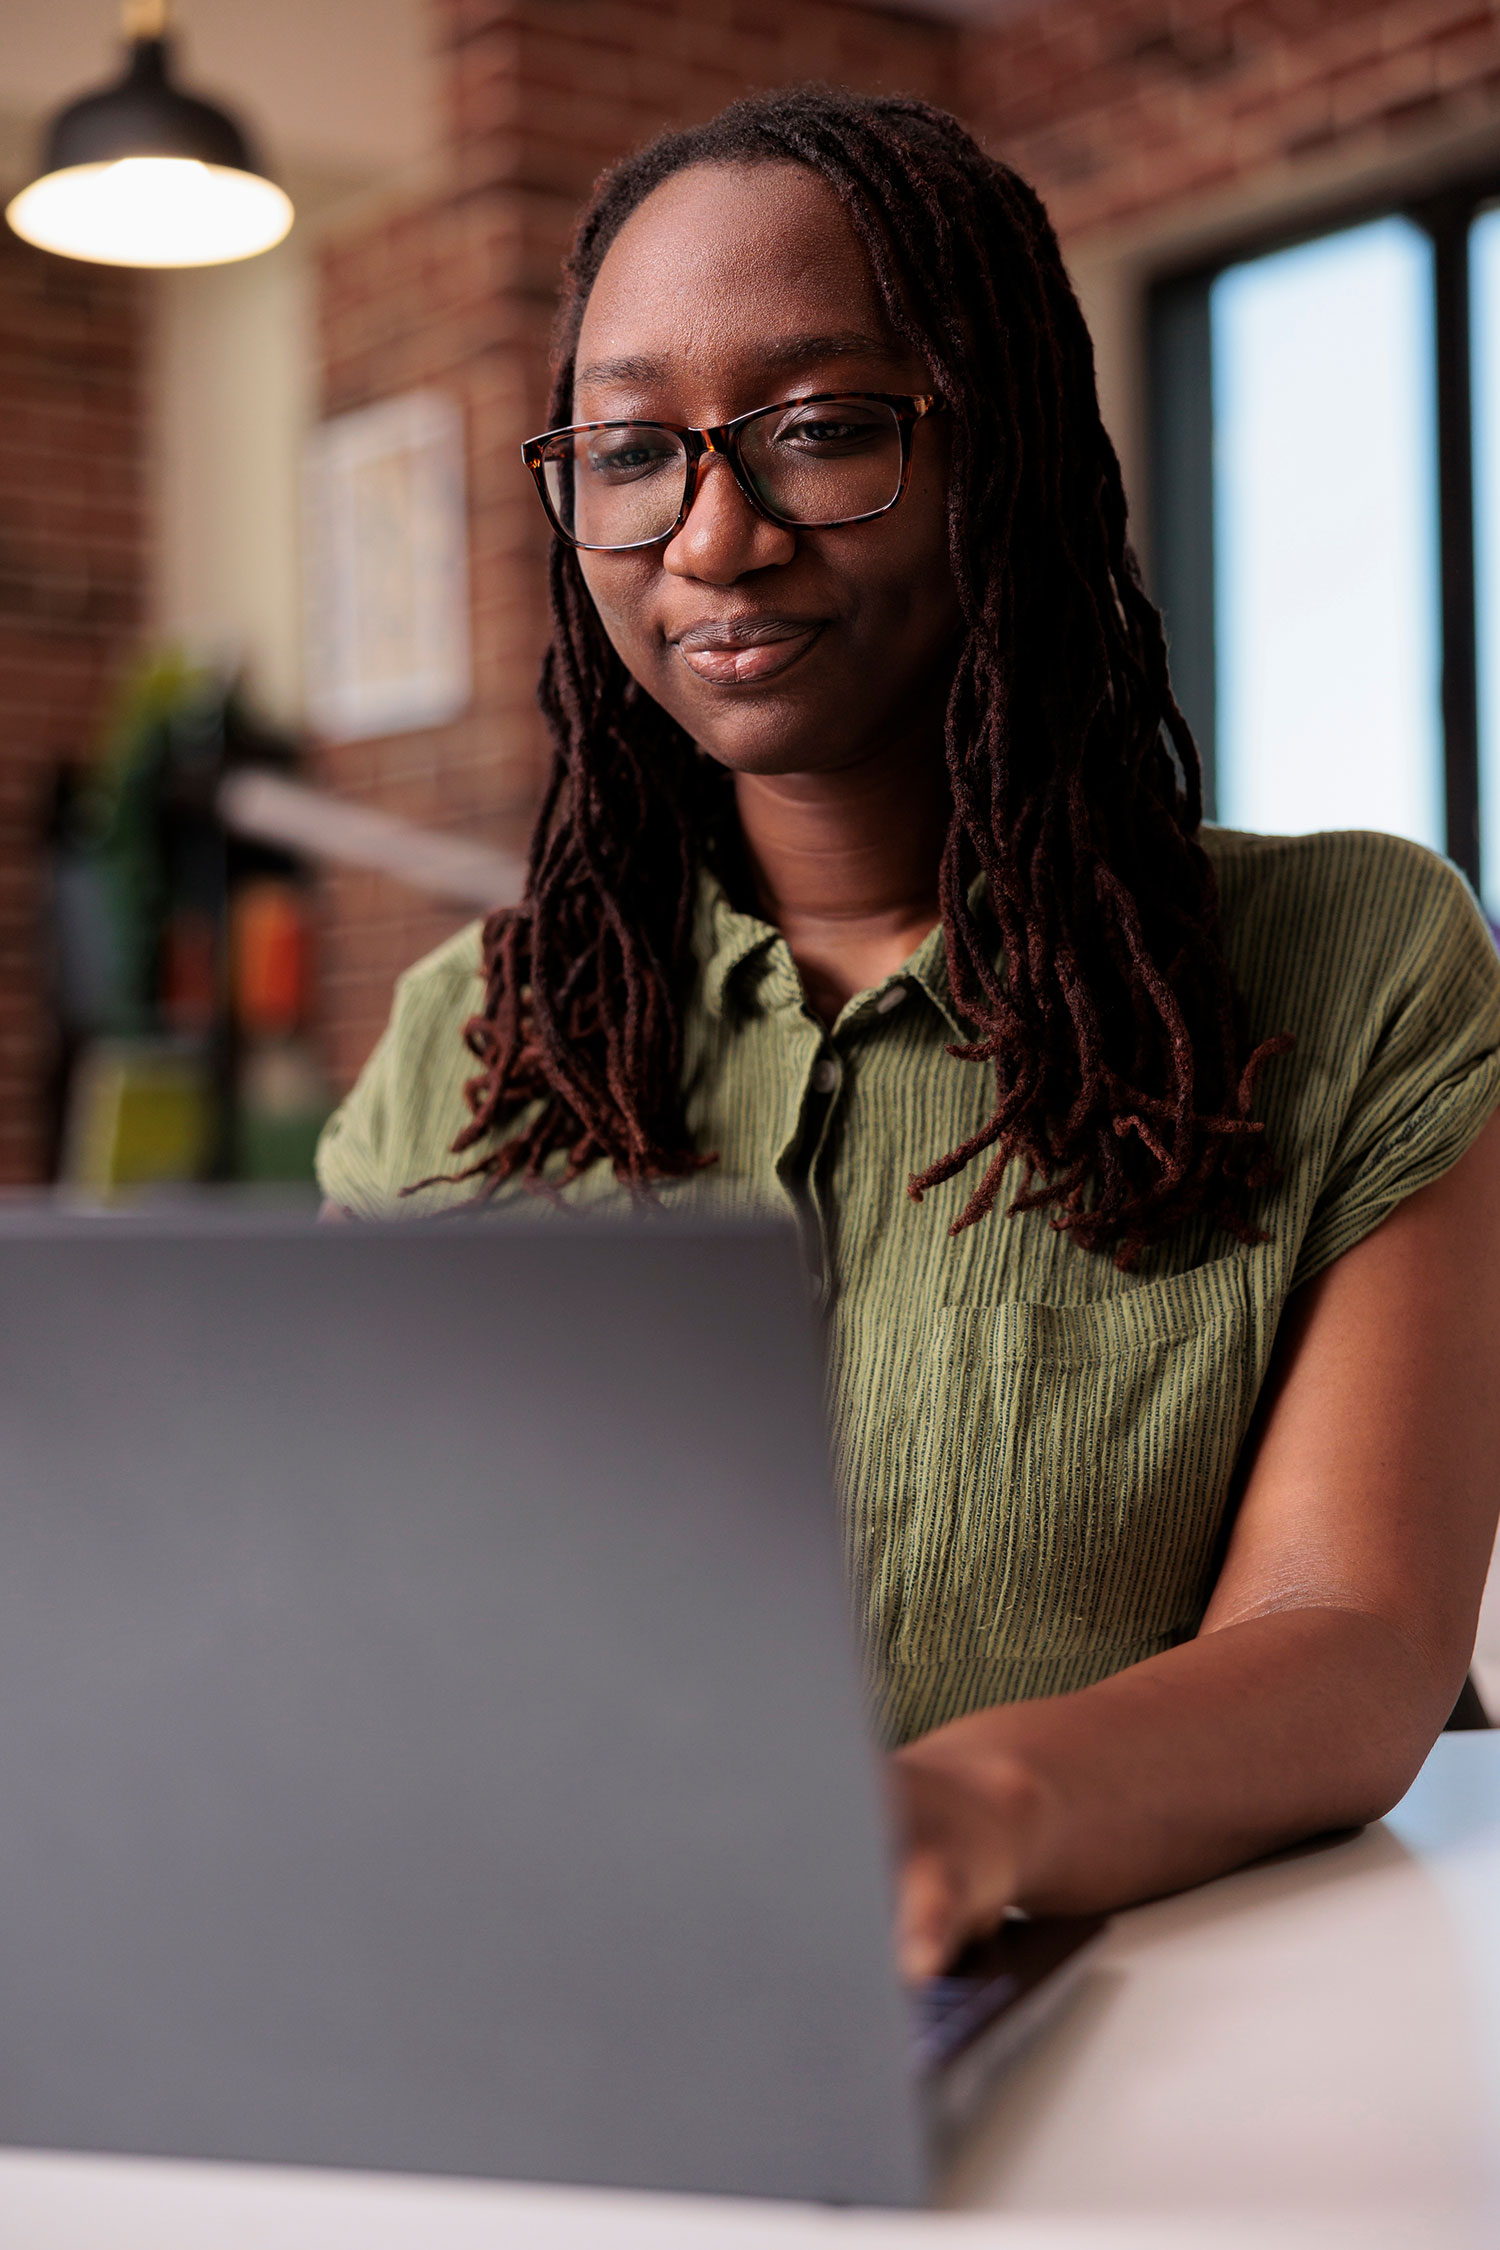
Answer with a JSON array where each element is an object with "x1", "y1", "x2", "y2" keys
[{"x1": 318, "y1": 89, "x2": 1500, "y2": 1981}]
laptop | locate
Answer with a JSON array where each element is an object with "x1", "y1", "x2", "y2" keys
[{"x1": 0, "y1": 1210, "x2": 1103, "y2": 2206}]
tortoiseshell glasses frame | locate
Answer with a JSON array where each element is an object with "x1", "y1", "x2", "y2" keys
[{"x1": 521, "y1": 391, "x2": 939, "y2": 553}]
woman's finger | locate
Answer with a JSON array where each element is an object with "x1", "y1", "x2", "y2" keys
[{"x1": 896, "y1": 1845, "x2": 963, "y2": 1982}]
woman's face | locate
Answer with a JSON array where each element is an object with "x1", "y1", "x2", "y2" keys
[{"x1": 570, "y1": 162, "x2": 962, "y2": 778}]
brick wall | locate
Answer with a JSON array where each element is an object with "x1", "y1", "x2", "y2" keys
[
  {"x1": 314, "y1": 0, "x2": 1500, "y2": 1092},
  {"x1": 313, "y1": 0, "x2": 957, "y2": 1091},
  {"x1": 0, "y1": 230, "x2": 147, "y2": 1183},
  {"x1": 965, "y1": 0, "x2": 1500, "y2": 241},
  {"x1": 316, "y1": 188, "x2": 540, "y2": 1088}
]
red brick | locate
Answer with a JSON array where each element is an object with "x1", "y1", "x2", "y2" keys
[{"x1": 0, "y1": 225, "x2": 146, "y2": 1177}]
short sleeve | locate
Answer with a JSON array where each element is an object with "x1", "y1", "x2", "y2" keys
[
  {"x1": 314, "y1": 923, "x2": 485, "y2": 1217},
  {"x1": 1290, "y1": 845, "x2": 1500, "y2": 1288}
]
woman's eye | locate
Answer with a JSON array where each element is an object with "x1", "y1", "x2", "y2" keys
[
  {"x1": 586, "y1": 435, "x2": 676, "y2": 479},
  {"x1": 775, "y1": 412, "x2": 882, "y2": 450}
]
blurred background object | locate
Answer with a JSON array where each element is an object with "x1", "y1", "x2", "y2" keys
[
  {"x1": 303, "y1": 390, "x2": 471, "y2": 744},
  {"x1": 216, "y1": 768, "x2": 521, "y2": 911},
  {"x1": 47, "y1": 652, "x2": 330, "y2": 1192}
]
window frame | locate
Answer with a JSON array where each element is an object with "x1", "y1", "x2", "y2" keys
[{"x1": 1147, "y1": 168, "x2": 1500, "y2": 892}]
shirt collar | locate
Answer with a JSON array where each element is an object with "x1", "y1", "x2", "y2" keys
[
  {"x1": 696, "y1": 875, "x2": 784, "y2": 1017},
  {"x1": 695, "y1": 868, "x2": 984, "y2": 1041},
  {"x1": 899, "y1": 910, "x2": 970, "y2": 1041}
]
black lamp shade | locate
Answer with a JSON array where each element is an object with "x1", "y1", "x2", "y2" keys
[
  {"x1": 42, "y1": 37, "x2": 261, "y2": 177},
  {"x1": 6, "y1": 26, "x2": 293, "y2": 269}
]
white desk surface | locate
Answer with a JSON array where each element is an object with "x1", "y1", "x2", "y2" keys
[{"x1": 2, "y1": 1732, "x2": 1497, "y2": 2250}]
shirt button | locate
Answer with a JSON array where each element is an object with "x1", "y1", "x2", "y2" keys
[
  {"x1": 876, "y1": 982, "x2": 908, "y2": 1013},
  {"x1": 811, "y1": 1056, "x2": 840, "y2": 1094}
]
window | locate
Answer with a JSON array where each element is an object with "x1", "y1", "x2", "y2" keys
[{"x1": 1150, "y1": 182, "x2": 1498, "y2": 911}]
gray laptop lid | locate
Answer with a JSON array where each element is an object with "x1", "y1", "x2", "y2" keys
[{"x1": 0, "y1": 1215, "x2": 926, "y2": 2206}]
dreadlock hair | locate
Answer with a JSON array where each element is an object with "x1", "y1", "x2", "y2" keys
[{"x1": 444, "y1": 84, "x2": 1290, "y2": 1265}]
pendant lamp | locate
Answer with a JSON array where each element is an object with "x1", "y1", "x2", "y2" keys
[{"x1": 5, "y1": 0, "x2": 293, "y2": 270}]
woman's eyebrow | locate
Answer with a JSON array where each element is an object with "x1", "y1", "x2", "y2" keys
[{"x1": 574, "y1": 330, "x2": 894, "y2": 391}]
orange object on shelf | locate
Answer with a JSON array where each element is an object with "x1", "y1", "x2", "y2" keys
[
  {"x1": 231, "y1": 879, "x2": 308, "y2": 1038},
  {"x1": 160, "y1": 909, "x2": 218, "y2": 1035}
]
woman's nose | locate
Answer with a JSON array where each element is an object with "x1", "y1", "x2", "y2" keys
[{"x1": 662, "y1": 453, "x2": 796, "y2": 583}]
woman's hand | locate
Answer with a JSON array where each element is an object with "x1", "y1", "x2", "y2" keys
[{"x1": 888, "y1": 1738, "x2": 1053, "y2": 1980}]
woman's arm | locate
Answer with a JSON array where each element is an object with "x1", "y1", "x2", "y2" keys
[{"x1": 893, "y1": 1108, "x2": 1500, "y2": 1979}]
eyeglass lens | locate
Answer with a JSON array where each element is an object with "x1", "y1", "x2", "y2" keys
[{"x1": 541, "y1": 397, "x2": 905, "y2": 548}]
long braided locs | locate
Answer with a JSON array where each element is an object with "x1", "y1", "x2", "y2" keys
[{"x1": 445, "y1": 87, "x2": 1290, "y2": 1264}]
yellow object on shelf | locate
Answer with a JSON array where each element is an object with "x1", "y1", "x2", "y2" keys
[{"x1": 61, "y1": 1040, "x2": 214, "y2": 1191}]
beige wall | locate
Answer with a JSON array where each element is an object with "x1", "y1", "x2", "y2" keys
[
  {"x1": 149, "y1": 242, "x2": 314, "y2": 723},
  {"x1": 1067, "y1": 248, "x2": 1145, "y2": 534}
]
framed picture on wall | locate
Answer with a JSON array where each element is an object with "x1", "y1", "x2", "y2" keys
[{"x1": 302, "y1": 389, "x2": 472, "y2": 743}]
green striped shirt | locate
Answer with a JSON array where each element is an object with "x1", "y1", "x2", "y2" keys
[{"x1": 317, "y1": 828, "x2": 1500, "y2": 1744}]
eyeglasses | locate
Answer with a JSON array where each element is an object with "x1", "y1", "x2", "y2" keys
[{"x1": 522, "y1": 391, "x2": 937, "y2": 553}]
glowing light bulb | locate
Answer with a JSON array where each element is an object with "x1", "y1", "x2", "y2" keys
[{"x1": 6, "y1": 156, "x2": 293, "y2": 270}]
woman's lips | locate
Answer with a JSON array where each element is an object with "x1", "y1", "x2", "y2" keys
[{"x1": 671, "y1": 617, "x2": 825, "y2": 685}]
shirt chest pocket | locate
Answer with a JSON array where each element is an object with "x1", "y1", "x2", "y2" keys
[{"x1": 881, "y1": 1259, "x2": 1262, "y2": 1673}]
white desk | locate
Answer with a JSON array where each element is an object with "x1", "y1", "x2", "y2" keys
[{"x1": 2, "y1": 1734, "x2": 1497, "y2": 2250}]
